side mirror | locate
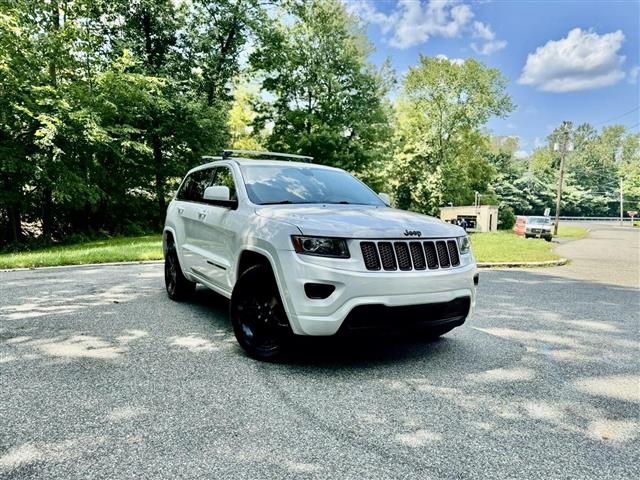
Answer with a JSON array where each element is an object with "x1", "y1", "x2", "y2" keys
[
  {"x1": 378, "y1": 192, "x2": 391, "y2": 206},
  {"x1": 203, "y1": 185, "x2": 230, "y2": 202},
  {"x1": 203, "y1": 185, "x2": 237, "y2": 209}
]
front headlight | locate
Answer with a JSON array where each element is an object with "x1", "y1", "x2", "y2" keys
[
  {"x1": 291, "y1": 236, "x2": 350, "y2": 258},
  {"x1": 457, "y1": 235, "x2": 471, "y2": 255}
]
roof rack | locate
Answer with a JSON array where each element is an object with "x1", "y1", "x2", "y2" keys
[{"x1": 221, "y1": 149, "x2": 313, "y2": 163}]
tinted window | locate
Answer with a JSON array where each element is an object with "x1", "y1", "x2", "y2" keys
[
  {"x1": 240, "y1": 165, "x2": 385, "y2": 206},
  {"x1": 176, "y1": 168, "x2": 214, "y2": 202},
  {"x1": 212, "y1": 167, "x2": 237, "y2": 201}
]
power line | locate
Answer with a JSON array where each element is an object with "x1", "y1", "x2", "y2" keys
[{"x1": 594, "y1": 106, "x2": 640, "y2": 126}]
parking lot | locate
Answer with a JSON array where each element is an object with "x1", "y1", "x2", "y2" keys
[{"x1": 1, "y1": 223, "x2": 638, "y2": 479}]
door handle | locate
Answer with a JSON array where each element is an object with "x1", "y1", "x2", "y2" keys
[
  {"x1": 197, "y1": 209, "x2": 207, "y2": 219},
  {"x1": 177, "y1": 207, "x2": 185, "y2": 215}
]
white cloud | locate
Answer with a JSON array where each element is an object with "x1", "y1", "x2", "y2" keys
[
  {"x1": 518, "y1": 28, "x2": 627, "y2": 92},
  {"x1": 389, "y1": 0, "x2": 474, "y2": 49},
  {"x1": 470, "y1": 21, "x2": 507, "y2": 55},
  {"x1": 347, "y1": 0, "x2": 504, "y2": 54},
  {"x1": 472, "y1": 21, "x2": 494, "y2": 40},
  {"x1": 435, "y1": 54, "x2": 465, "y2": 66},
  {"x1": 514, "y1": 150, "x2": 530, "y2": 159},
  {"x1": 346, "y1": 0, "x2": 399, "y2": 34},
  {"x1": 471, "y1": 39, "x2": 507, "y2": 55},
  {"x1": 628, "y1": 66, "x2": 639, "y2": 84}
]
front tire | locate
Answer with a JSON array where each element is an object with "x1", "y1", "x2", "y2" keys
[
  {"x1": 164, "y1": 242, "x2": 196, "y2": 301},
  {"x1": 230, "y1": 264, "x2": 292, "y2": 360}
]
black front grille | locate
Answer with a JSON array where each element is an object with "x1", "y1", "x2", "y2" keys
[
  {"x1": 360, "y1": 239, "x2": 461, "y2": 272},
  {"x1": 447, "y1": 240, "x2": 460, "y2": 266},
  {"x1": 409, "y1": 242, "x2": 426, "y2": 270},
  {"x1": 361, "y1": 242, "x2": 381, "y2": 270},
  {"x1": 378, "y1": 242, "x2": 397, "y2": 271},
  {"x1": 394, "y1": 242, "x2": 412, "y2": 270},
  {"x1": 435, "y1": 241, "x2": 450, "y2": 268},
  {"x1": 424, "y1": 241, "x2": 438, "y2": 269}
]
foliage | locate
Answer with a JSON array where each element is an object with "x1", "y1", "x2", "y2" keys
[
  {"x1": 0, "y1": 0, "x2": 263, "y2": 246},
  {"x1": 1, "y1": 0, "x2": 638, "y2": 249},
  {"x1": 250, "y1": 0, "x2": 394, "y2": 184},
  {"x1": 492, "y1": 123, "x2": 640, "y2": 217},
  {"x1": 390, "y1": 56, "x2": 514, "y2": 214},
  {"x1": 498, "y1": 206, "x2": 516, "y2": 230}
]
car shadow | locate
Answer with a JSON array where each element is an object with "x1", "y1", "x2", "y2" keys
[{"x1": 186, "y1": 284, "x2": 478, "y2": 368}]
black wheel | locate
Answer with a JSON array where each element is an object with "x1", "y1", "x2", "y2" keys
[
  {"x1": 164, "y1": 241, "x2": 196, "y2": 301},
  {"x1": 230, "y1": 264, "x2": 292, "y2": 360},
  {"x1": 544, "y1": 236, "x2": 552, "y2": 242}
]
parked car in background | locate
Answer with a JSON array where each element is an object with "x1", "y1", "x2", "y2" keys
[{"x1": 514, "y1": 215, "x2": 553, "y2": 241}]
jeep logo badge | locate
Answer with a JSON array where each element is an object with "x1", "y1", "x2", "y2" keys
[{"x1": 404, "y1": 229, "x2": 422, "y2": 237}]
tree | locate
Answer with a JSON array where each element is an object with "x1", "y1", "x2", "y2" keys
[
  {"x1": 228, "y1": 79, "x2": 264, "y2": 150},
  {"x1": 391, "y1": 56, "x2": 514, "y2": 214},
  {"x1": 250, "y1": 0, "x2": 394, "y2": 178},
  {"x1": 0, "y1": 8, "x2": 40, "y2": 242}
]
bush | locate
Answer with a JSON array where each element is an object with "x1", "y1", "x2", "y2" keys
[{"x1": 498, "y1": 206, "x2": 516, "y2": 230}]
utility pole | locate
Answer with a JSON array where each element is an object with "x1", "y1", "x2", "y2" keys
[
  {"x1": 620, "y1": 178, "x2": 624, "y2": 226},
  {"x1": 616, "y1": 147, "x2": 624, "y2": 226},
  {"x1": 553, "y1": 122, "x2": 571, "y2": 236}
]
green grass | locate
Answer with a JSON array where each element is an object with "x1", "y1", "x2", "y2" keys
[
  {"x1": 470, "y1": 225, "x2": 589, "y2": 263},
  {"x1": 0, "y1": 224, "x2": 591, "y2": 269},
  {"x1": 555, "y1": 225, "x2": 589, "y2": 239},
  {"x1": 0, "y1": 235, "x2": 163, "y2": 269},
  {"x1": 470, "y1": 231, "x2": 560, "y2": 263}
]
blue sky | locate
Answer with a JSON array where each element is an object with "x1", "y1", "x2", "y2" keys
[{"x1": 347, "y1": 0, "x2": 640, "y2": 157}]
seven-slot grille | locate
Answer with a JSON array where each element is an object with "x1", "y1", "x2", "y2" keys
[{"x1": 360, "y1": 239, "x2": 461, "y2": 271}]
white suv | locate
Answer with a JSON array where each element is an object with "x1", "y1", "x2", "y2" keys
[{"x1": 163, "y1": 150, "x2": 478, "y2": 360}]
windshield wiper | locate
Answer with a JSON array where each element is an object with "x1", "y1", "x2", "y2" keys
[{"x1": 260, "y1": 200, "x2": 294, "y2": 205}]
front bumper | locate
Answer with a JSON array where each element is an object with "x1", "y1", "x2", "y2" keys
[
  {"x1": 525, "y1": 229, "x2": 552, "y2": 238},
  {"x1": 274, "y1": 250, "x2": 477, "y2": 336}
]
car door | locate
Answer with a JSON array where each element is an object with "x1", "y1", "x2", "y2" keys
[
  {"x1": 174, "y1": 167, "x2": 216, "y2": 275},
  {"x1": 195, "y1": 165, "x2": 239, "y2": 289}
]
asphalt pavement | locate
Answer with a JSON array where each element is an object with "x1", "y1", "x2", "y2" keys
[{"x1": 1, "y1": 223, "x2": 638, "y2": 479}]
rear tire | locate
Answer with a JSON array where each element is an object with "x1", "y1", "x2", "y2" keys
[
  {"x1": 164, "y1": 241, "x2": 196, "y2": 301},
  {"x1": 230, "y1": 264, "x2": 292, "y2": 361}
]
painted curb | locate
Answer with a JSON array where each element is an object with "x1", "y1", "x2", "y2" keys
[{"x1": 477, "y1": 258, "x2": 568, "y2": 269}]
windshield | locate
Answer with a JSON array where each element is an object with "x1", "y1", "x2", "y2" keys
[
  {"x1": 528, "y1": 217, "x2": 550, "y2": 225},
  {"x1": 240, "y1": 165, "x2": 386, "y2": 206}
]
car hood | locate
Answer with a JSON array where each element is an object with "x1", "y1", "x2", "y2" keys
[{"x1": 255, "y1": 204, "x2": 465, "y2": 239}]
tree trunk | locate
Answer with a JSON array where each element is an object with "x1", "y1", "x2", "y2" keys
[
  {"x1": 42, "y1": 187, "x2": 54, "y2": 239},
  {"x1": 42, "y1": 0, "x2": 59, "y2": 241},
  {"x1": 8, "y1": 205, "x2": 22, "y2": 244},
  {"x1": 3, "y1": 176, "x2": 22, "y2": 243},
  {"x1": 153, "y1": 137, "x2": 166, "y2": 225}
]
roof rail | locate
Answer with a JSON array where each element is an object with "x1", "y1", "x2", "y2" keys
[{"x1": 221, "y1": 149, "x2": 313, "y2": 163}]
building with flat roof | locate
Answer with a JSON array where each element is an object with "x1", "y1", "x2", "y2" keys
[{"x1": 440, "y1": 205, "x2": 498, "y2": 232}]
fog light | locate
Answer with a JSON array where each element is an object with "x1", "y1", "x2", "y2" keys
[{"x1": 304, "y1": 283, "x2": 335, "y2": 299}]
